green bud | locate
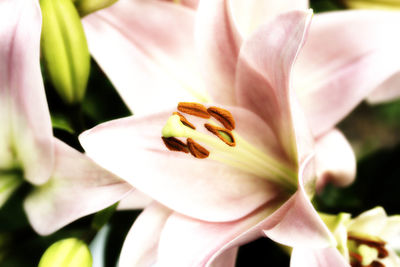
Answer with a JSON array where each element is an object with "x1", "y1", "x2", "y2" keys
[
  {"x1": 0, "y1": 172, "x2": 23, "y2": 208},
  {"x1": 39, "y1": 238, "x2": 92, "y2": 267},
  {"x1": 75, "y1": 0, "x2": 119, "y2": 17},
  {"x1": 344, "y1": 0, "x2": 400, "y2": 10},
  {"x1": 40, "y1": 0, "x2": 90, "y2": 104}
]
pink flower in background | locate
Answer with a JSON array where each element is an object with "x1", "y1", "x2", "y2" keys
[
  {"x1": 0, "y1": 0, "x2": 135, "y2": 235},
  {"x1": 292, "y1": 207, "x2": 400, "y2": 267}
]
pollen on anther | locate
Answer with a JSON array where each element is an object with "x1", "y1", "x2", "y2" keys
[
  {"x1": 207, "y1": 106, "x2": 235, "y2": 130},
  {"x1": 177, "y1": 102, "x2": 210, "y2": 119},
  {"x1": 187, "y1": 138, "x2": 209, "y2": 159},
  {"x1": 204, "y1": 123, "x2": 235, "y2": 146},
  {"x1": 173, "y1": 112, "x2": 196, "y2": 129},
  {"x1": 162, "y1": 137, "x2": 189, "y2": 153}
]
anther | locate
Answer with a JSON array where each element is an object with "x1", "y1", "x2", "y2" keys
[
  {"x1": 173, "y1": 112, "x2": 196, "y2": 129},
  {"x1": 369, "y1": 261, "x2": 385, "y2": 267},
  {"x1": 187, "y1": 138, "x2": 209, "y2": 159},
  {"x1": 204, "y1": 123, "x2": 235, "y2": 146},
  {"x1": 348, "y1": 235, "x2": 386, "y2": 248},
  {"x1": 178, "y1": 102, "x2": 210, "y2": 119},
  {"x1": 350, "y1": 252, "x2": 363, "y2": 265},
  {"x1": 207, "y1": 106, "x2": 235, "y2": 130},
  {"x1": 162, "y1": 137, "x2": 189, "y2": 153}
]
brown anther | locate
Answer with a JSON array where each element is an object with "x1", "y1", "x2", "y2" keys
[
  {"x1": 348, "y1": 235, "x2": 386, "y2": 248},
  {"x1": 368, "y1": 261, "x2": 385, "y2": 267},
  {"x1": 173, "y1": 112, "x2": 195, "y2": 129},
  {"x1": 376, "y1": 246, "x2": 389, "y2": 259},
  {"x1": 177, "y1": 102, "x2": 210, "y2": 119},
  {"x1": 207, "y1": 106, "x2": 235, "y2": 130},
  {"x1": 162, "y1": 137, "x2": 189, "y2": 153},
  {"x1": 350, "y1": 252, "x2": 363, "y2": 265},
  {"x1": 187, "y1": 138, "x2": 209, "y2": 159},
  {"x1": 204, "y1": 123, "x2": 235, "y2": 147},
  {"x1": 350, "y1": 262, "x2": 362, "y2": 267}
]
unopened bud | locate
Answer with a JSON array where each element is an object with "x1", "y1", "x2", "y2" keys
[
  {"x1": 75, "y1": 0, "x2": 118, "y2": 17},
  {"x1": 39, "y1": 238, "x2": 92, "y2": 267},
  {"x1": 343, "y1": 0, "x2": 400, "y2": 10},
  {"x1": 40, "y1": 0, "x2": 90, "y2": 104},
  {"x1": 0, "y1": 173, "x2": 23, "y2": 208}
]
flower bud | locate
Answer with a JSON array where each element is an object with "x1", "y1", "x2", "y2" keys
[
  {"x1": 75, "y1": 0, "x2": 118, "y2": 17},
  {"x1": 0, "y1": 173, "x2": 23, "y2": 208},
  {"x1": 343, "y1": 0, "x2": 400, "y2": 10},
  {"x1": 39, "y1": 238, "x2": 92, "y2": 267},
  {"x1": 40, "y1": 0, "x2": 90, "y2": 104}
]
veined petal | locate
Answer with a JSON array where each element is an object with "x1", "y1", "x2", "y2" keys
[
  {"x1": 24, "y1": 139, "x2": 133, "y2": 235},
  {"x1": 293, "y1": 10, "x2": 400, "y2": 136},
  {"x1": 0, "y1": 0, "x2": 54, "y2": 185},
  {"x1": 229, "y1": 0, "x2": 308, "y2": 38},
  {"x1": 235, "y1": 10, "x2": 313, "y2": 162},
  {"x1": 83, "y1": 0, "x2": 208, "y2": 114},
  {"x1": 157, "y1": 201, "x2": 282, "y2": 267},
  {"x1": 315, "y1": 129, "x2": 356, "y2": 193},
  {"x1": 195, "y1": 0, "x2": 242, "y2": 105},
  {"x1": 119, "y1": 202, "x2": 172, "y2": 267},
  {"x1": 291, "y1": 247, "x2": 350, "y2": 267},
  {"x1": 79, "y1": 108, "x2": 282, "y2": 222},
  {"x1": 262, "y1": 155, "x2": 336, "y2": 248}
]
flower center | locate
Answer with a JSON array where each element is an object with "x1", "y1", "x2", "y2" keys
[
  {"x1": 348, "y1": 233, "x2": 388, "y2": 267},
  {"x1": 161, "y1": 102, "x2": 297, "y2": 192}
]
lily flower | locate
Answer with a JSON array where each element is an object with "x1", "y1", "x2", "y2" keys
[
  {"x1": 0, "y1": 0, "x2": 135, "y2": 235},
  {"x1": 80, "y1": 8, "x2": 332, "y2": 267},
  {"x1": 292, "y1": 207, "x2": 400, "y2": 267},
  {"x1": 79, "y1": 0, "x2": 400, "y2": 265},
  {"x1": 82, "y1": 0, "x2": 400, "y2": 189}
]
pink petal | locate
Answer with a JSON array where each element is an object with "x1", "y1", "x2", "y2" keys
[
  {"x1": 209, "y1": 248, "x2": 238, "y2": 267},
  {"x1": 161, "y1": 0, "x2": 199, "y2": 9},
  {"x1": 79, "y1": 108, "x2": 282, "y2": 222},
  {"x1": 195, "y1": 0, "x2": 242, "y2": 105},
  {"x1": 157, "y1": 201, "x2": 282, "y2": 267},
  {"x1": 229, "y1": 0, "x2": 308, "y2": 38},
  {"x1": 235, "y1": 10, "x2": 313, "y2": 162},
  {"x1": 117, "y1": 190, "x2": 153, "y2": 210},
  {"x1": 0, "y1": 0, "x2": 54, "y2": 185},
  {"x1": 24, "y1": 139, "x2": 133, "y2": 235},
  {"x1": 315, "y1": 129, "x2": 356, "y2": 193},
  {"x1": 156, "y1": 156, "x2": 333, "y2": 266},
  {"x1": 181, "y1": 0, "x2": 199, "y2": 9},
  {"x1": 119, "y1": 202, "x2": 172, "y2": 267},
  {"x1": 83, "y1": 0, "x2": 207, "y2": 115},
  {"x1": 291, "y1": 247, "x2": 349, "y2": 267},
  {"x1": 293, "y1": 10, "x2": 400, "y2": 136},
  {"x1": 262, "y1": 154, "x2": 335, "y2": 248},
  {"x1": 367, "y1": 72, "x2": 400, "y2": 104}
]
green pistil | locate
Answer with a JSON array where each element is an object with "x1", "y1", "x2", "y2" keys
[{"x1": 358, "y1": 244, "x2": 379, "y2": 266}]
